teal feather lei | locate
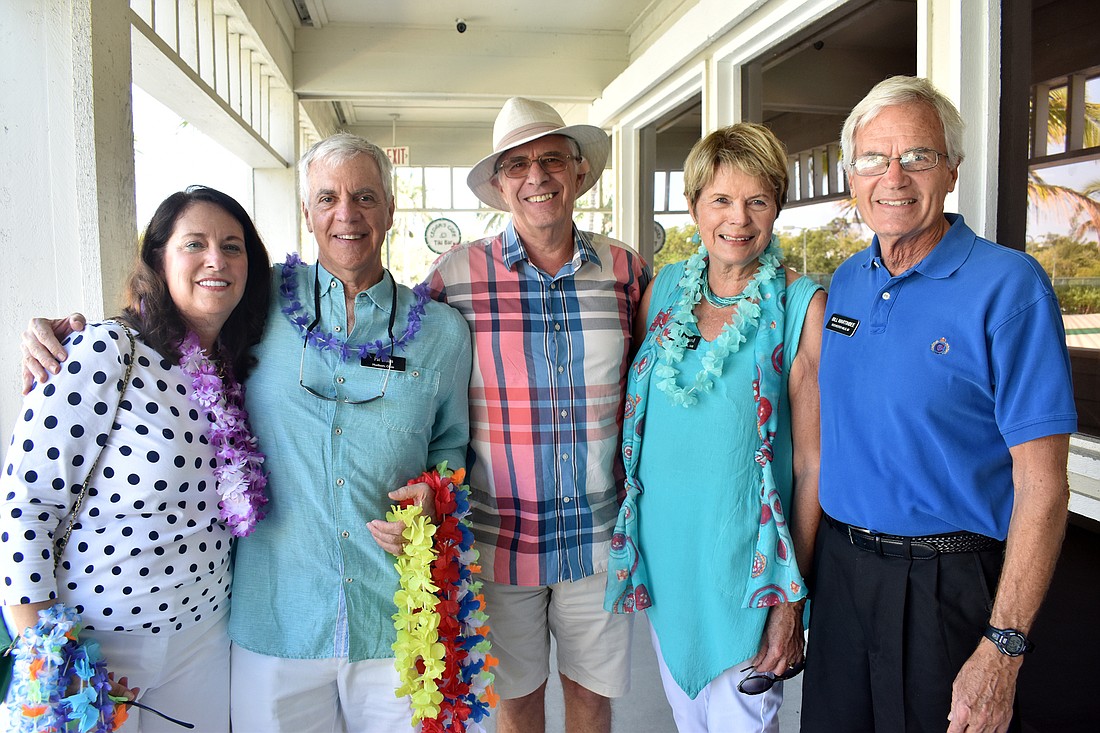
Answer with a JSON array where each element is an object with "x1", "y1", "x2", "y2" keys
[{"x1": 654, "y1": 240, "x2": 782, "y2": 406}]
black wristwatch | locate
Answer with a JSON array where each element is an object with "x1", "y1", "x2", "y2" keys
[{"x1": 983, "y1": 625, "x2": 1034, "y2": 657}]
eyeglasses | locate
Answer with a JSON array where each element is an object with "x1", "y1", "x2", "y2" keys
[
  {"x1": 298, "y1": 264, "x2": 396, "y2": 404},
  {"x1": 495, "y1": 153, "x2": 578, "y2": 179},
  {"x1": 736, "y1": 660, "x2": 805, "y2": 695},
  {"x1": 299, "y1": 341, "x2": 392, "y2": 404},
  {"x1": 849, "y1": 148, "x2": 950, "y2": 177}
]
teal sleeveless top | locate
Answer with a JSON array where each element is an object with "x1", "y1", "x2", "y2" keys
[{"x1": 636, "y1": 266, "x2": 820, "y2": 698}]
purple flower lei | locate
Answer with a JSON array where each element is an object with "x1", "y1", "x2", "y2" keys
[
  {"x1": 279, "y1": 252, "x2": 429, "y2": 361},
  {"x1": 178, "y1": 334, "x2": 268, "y2": 537}
]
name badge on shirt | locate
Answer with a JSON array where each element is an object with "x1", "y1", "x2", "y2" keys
[
  {"x1": 685, "y1": 334, "x2": 701, "y2": 350},
  {"x1": 825, "y1": 313, "x2": 860, "y2": 337},
  {"x1": 361, "y1": 354, "x2": 407, "y2": 372}
]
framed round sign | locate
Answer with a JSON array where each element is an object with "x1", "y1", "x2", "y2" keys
[{"x1": 425, "y1": 217, "x2": 461, "y2": 254}]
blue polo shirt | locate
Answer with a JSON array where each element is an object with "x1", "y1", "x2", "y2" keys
[{"x1": 819, "y1": 214, "x2": 1076, "y2": 539}]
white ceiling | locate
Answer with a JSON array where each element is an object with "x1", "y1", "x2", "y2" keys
[
  {"x1": 283, "y1": 0, "x2": 918, "y2": 166},
  {"x1": 304, "y1": 0, "x2": 659, "y2": 34},
  {"x1": 285, "y1": 0, "x2": 676, "y2": 129}
]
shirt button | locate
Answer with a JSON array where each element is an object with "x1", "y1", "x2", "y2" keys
[
  {"x1": 334, "y1": 427, "x2": 343, "y2": 435},
  {"x1": 557, "y1": 366, "x2": 564, "y2": 373},
  {"x1": 550, "y1": 283, "x2": 556, "y2": 290},
  {"x1": 561, "y1": 452, "x2": 569, "y2": 461},
  {"x1": 341, "y1": 531, "x2": 349, "y2": 538},
  {"x1": 882, "y1": 292, "x2": 891, "y2": 300},
  {"x1": 330, "y1": 280, "x2": 338, "y2": 289},
  {"x1": 411, "y1": 370, "x2": 420, "y2": 378},
  {"x1": 336, "y1": 478, "x2": 345, "y2": 487},
  {"x1": 337, "y1": 376, "x2": 345, "y2": 384},
  {"x1": 554, "y1": 323, "x2": 561, "y2": 331},
  {"x1": 563, "y1": 496, "x2": 572, "y2": 503},
  {"x1": 560, "y1": 409, "x2": 568, "y2": 418},
  {"x1": 345, "y1": 577, "x2": 353, "y2": 583},
  {"x1": 334, "y1": 325, "x2": 342, "y2": 332}
]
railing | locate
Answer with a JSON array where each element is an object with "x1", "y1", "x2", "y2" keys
[
  {"x1": 129, "y1": 0, "x2": 283, "y2": 158},
  {"x1": 785, "y1": 143, "x2": 850, "y2": 207},
  {"x1": 1053, "y1": 277, "x2": 1100, "y2": 288},
  {"x1": 1030, "y1": 70, "x2": 1100, "y2": 169}
]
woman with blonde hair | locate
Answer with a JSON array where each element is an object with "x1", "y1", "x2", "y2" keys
[{"x1": 606, "y1": 124, "x2": 825, "y2": 732}]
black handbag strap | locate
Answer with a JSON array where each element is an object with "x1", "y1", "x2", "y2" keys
[{"x1": 53, "y1": 322, "x2": 137, "y2": 566}]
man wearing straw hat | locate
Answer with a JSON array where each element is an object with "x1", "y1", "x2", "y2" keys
[{"x1": 427, "y1": 97, "x2": 651, "y2": 733}]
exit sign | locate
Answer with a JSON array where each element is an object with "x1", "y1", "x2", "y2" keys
[{"x1": 385, "y1": 146, "x2": 410, "y2": 166}]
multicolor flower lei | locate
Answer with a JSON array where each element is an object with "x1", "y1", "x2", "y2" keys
[
  {"x1": 654, "y1": 240, "x2": 782, "y2": 406},
  {"x1": 6, "y1": 603, "x2": 125, "y2": 732},
  {"x1": 388, "y1": 463, "x2": 498, "y2": 732},
  {"x1": 178, "y1": 333, "x2": 268, "y2": 536},
  {"x1": 279, "y1": 253, "x2": 430, "y2": 361}
]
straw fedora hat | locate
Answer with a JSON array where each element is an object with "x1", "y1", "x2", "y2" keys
[{"x1": 467, "y1": 97, "x2": 610, "y2": 212}]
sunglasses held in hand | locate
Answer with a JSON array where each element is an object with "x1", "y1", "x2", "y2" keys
[
  {"x1": 737, "y1": 659, "x2": 805, "y2": 695},
  {"x1": 110, "y1": 696, "x2": 194, "y2": 729}
]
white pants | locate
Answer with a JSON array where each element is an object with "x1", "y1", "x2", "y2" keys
[
  {"x1": 230, "y1": 643, "x2": 416, "y2": 733},
  {"x1": 651, "y1": 623, "x2": 782, "y2": 733},
  {"x1": 1, "y1": 609, "x2": 231, "y2": 733}
]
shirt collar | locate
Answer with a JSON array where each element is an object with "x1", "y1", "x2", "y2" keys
[
  {"x1": 862, "y1": 213, "x2": 972, "y2": 280},
  {"x1": 315, "y1": 261, "x2": 395, "y2": 313},
  {"x1": 501, "y1": 221, "x2": 603, "y2": 272}
]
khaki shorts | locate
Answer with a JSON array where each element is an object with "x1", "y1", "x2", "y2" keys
[{"x1": 481, "y1": 571, "x2": 634, "y2": 700}]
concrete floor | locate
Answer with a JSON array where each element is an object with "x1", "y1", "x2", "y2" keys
[{"x1": 483, "y1": 614, "x2": 804, "y2": 733}]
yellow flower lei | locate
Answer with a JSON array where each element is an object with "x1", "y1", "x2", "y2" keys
[{"x1": 388, "y1": 504, "x2": 446, "y2": 721}]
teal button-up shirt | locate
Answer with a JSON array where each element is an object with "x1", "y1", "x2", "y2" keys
[{"x1": 229, "y1": 263, "x2": 471, "y2": 661}]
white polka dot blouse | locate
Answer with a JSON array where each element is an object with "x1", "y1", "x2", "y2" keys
[{"x1": 0, "y1": 323, "x2": 233, "y2": 634}]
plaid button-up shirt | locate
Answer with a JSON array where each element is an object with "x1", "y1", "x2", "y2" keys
[{"x1": 427, "y1": 223, "x2": 650, "y2": 586}]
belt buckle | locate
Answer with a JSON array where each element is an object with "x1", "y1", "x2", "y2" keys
[{"x1": 847, "y1": 523, "x2": 870, "y2": 543}]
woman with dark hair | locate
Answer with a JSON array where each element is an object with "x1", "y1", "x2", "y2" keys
[{"x1": 0, "y1": 186, "x2": 270, "y2": 732}]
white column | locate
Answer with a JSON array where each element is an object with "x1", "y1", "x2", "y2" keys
[
  {"x1": 919, "y1": 0, "x2": 1001, "y2": 239},
  {"x1": 0, "y1": 0, "x2": 136, "y2": 449},
  {"x1": 252, "y1": 84, "x2": 300, "y2": 257},
  {"x1": 253, "y1": 165, "x2": 300, "y2": 256},
  {"x1": 613, "y1": 123, "x2": 640, "y2": 251}
]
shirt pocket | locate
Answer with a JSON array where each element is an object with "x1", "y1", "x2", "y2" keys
[{"x1": 381, "y1": 365, "x2": 441, "y2": 433}]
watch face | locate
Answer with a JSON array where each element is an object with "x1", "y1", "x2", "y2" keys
[{"x1": 1003, "y1": 633, "x2": 1026, "y2": 654}]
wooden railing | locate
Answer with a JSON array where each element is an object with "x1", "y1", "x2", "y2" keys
[
  {"x1": 786, "y1": 143, "x2": 850, "y2": 207},
  {"x1": 1030, "y1": 69, "x2": 1100, "y2": 170}
]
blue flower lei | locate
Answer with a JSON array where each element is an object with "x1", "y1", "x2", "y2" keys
[
  {"x1": 7, "y1": 604, "x2": 117, "y2": 733},
  {"x1": 279, "y1": 253, "x2": 430, "y2": 361},
  {"x1": 654, "y1": 240, "x2": 782, "y2": 406}
]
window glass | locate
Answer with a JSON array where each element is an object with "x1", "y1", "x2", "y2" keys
[
  {"x1": 394, "y1": 168, "x2": 422, "y2": 210},
  {"x1": 653, "y1": 172, "x2": 668, "y2": 212},
  {"x1": 452, "y1": 168, "x2": 480, "y2": 209},
  {"x1": 668, "y1": 171, "x2": 687, "y2": 212},
  {"x1": 1027, "y1": 75, "x2": 1100, "y2": 435},
  {"x1": 423, "y1": 167, "x2": 452, "y2": 209}
]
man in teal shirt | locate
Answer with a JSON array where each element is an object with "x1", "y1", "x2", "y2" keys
[{"x1": 226, "y1": 134, "x2": 471, "y2": 731}]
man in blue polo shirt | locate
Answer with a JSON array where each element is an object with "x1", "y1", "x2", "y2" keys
[{"x1": 802, "y1": 76, "x2": 1076, "y2": 733}]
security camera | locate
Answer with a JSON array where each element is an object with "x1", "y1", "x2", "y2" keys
[{"x1": 456, "y1": 18, "x2": 467, "y2": 34}]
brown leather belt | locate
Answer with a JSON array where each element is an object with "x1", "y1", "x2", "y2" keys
[{"x1": 825, "y1": 514, "x2": 1004, "y2": 560}]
